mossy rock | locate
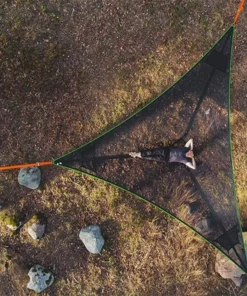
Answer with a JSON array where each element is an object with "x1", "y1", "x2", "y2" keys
[{"x1": 0, "y1": 213, "x2": 19, "y2": 230}]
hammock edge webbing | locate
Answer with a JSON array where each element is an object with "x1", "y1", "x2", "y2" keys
[{"x1": 53, "y1": 25, "x2": 247, "y2": 273}]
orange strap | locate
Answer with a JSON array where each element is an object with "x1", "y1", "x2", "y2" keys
[
  {"x1": 0, "y1": 161, "x2": 53, "y2": 171},
  {"x1": 233, "y1": 0, "x2": 246, "y2": 24}
]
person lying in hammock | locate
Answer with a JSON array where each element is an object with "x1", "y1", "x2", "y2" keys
[{"x1": 129, "y1": 139, "x2": 196, "y2": 169}]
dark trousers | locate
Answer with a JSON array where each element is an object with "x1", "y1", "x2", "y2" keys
[{"x1": 140, "y1": 147, "x2": 170, "y2": 162}]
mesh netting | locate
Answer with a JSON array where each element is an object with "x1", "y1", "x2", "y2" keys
[{"x1": 55, "y1": 26, "x2": 247, "y2": 272}]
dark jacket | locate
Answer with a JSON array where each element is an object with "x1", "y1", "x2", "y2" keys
[{"x1": 140, "y1": 146, "x2": 190, "y2": 164}]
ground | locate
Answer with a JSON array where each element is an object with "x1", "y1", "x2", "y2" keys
[{"x1": 0, "y1": 0, "x2": 247, "y2": 295}]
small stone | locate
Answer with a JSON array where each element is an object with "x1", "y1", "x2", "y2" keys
[
  {"x1": 26, "y1": 214, "x2": 46, "y2": 240},
  {"x1": 27, "y1": 224, "x2": 45, "y2": 240},
  {"x1": 205, "y1": 108, "x2": 210, "y2": 115},
  {"x1": 186, "y1": 201, "x2": 200, "y2": 215},
  {"x1": 18, "y1": 167, "x2": 41, "y2": 190},
  {"x1": 79, "y1": 225, "x2": 104, "y2": 254},
  {"x1": 195, "y1": 218, "x2": 212, "y2": 234},
  {"x1": 215, "y1": 251, "x2": 245, "y2": 287},
  {"x1": 27, "y1": 265, "x2": 54, "y2": 293}
]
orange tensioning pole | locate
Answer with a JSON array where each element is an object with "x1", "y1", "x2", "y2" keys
[
  {"x1": 233, "y1": 0, "x2": 246, "y2": 24},
  {"x1": 0, "y1": 161, "x2": 53, "y2": 171}
]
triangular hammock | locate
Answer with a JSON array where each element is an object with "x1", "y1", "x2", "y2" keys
[{"x1": 1, "y1": 1, "x2": 247, "y2": 274}]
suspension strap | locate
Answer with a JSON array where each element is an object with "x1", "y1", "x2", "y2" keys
[
  {"x1": 233, "y1": 0, "x2": 246, "y2": 24},
  {"x1": 0, "y1": 161, "x2": 53, "y2": 171}
]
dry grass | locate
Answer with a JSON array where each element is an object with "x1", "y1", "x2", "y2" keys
[
  {"x1": 21, "y1": 171, "x2": 223, "y2": 296},
  {"x1": 231, "y1": 111, "x2": 247, "y2": 228},
  {"x1": 1, "y1": 167, "x2": 243, "y2": 295}
]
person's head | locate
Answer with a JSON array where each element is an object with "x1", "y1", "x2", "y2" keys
[
  {"x1": 186, "y1": 150, "x2": 194, "y2": 158},
  {"x1": 184, "y1": 139, "x2": 196, "y2": 169}
]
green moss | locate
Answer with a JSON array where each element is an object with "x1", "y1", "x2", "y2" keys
[
  {"x1": 5, "y1": 217, "x2": 17, "y2": 227},
  {"x1": 31, "y1": 214, "x2": 39, "y2": 223},
  {"x1": 0, "y1": 213, "x2": 18, "y2": 227}
]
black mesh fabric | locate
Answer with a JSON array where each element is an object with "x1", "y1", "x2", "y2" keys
[{"x1": 55, "y1": 26, "x2": 247, "y2": 272}]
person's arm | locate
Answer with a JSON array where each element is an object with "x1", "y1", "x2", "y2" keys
[
  {"x1": 185, "y1": 139, "x2": 193, "y2": 150},
  {"x1": 185, "y1": 157, "x2": 196, "y2": 169}
]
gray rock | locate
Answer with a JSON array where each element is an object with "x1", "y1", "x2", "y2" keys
[
  {"x1": 18, "y1": 167, "x2": 41, "y2": 190},
  {"x1": 27, "y1": 223, "x2": 45, "y2": 240},
  {"x1": 195, "y1": 218, "x2": 212, "y2": 234},
  {"x1": 215, "y1": 251, "x2": 245, "y2": 287},
  {"x1": 79, "y1": 225, "x2": 104, "y2": 254},
  {"x1": 27, "y1": 265, "x2": 54, "y2": 293}
]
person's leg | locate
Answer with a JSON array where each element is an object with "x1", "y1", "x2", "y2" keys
[
  {"x1": 129, "y1": 149, "x2": 159, "y2": 159},
  {"x1": 129, "y1": 147, "x2": 170, "y2": 162}
]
